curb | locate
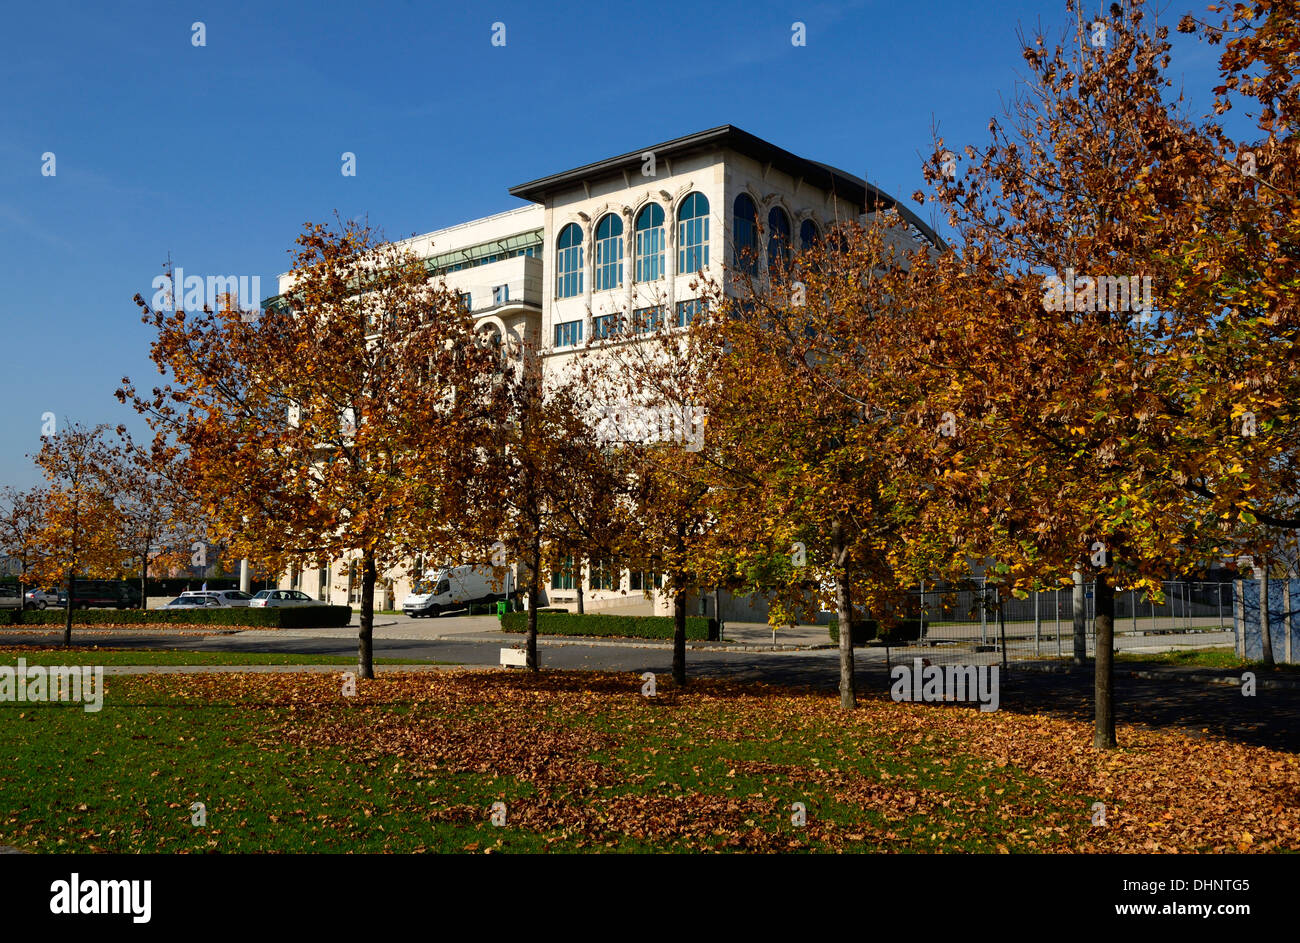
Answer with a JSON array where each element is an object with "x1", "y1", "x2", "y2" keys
[{"x1": 1007, "y1": 659, "x2": 1300, "y2": 690}]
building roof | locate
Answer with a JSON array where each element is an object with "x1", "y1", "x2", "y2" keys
[{"x1": 508, "y1": 124, "x2": 941, "y2": 248}]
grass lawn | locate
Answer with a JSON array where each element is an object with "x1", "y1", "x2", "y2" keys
[
  {"x1": 2, "y1": 669, "x2": 1296, "y2": 853},
  {"x1": 0, "y1": 648, "x2": 441, "y2": 667},
  {"x1": 1115, "y1": 647, "x2": 1300, "y2": 673}
]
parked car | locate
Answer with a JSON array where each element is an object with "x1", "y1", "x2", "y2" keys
[
  {"x1": 402, "y1": 563, "x2": 512, "y2": 618},
  {"x1": 24, "y1": 588, "x2": 66, "y2": 610},
  {"x1": 248, "y1": 589, "x2": 324, "y2": 608},
  {"x1": 0, "y1": 585, "x2": 23, "y2": 610},
  {"x1": 179, "y1": 590, "x2": 253, "y2": 608},
  {"x1": 161, "y1": 595, "x2": 223, "y2": 610},
  {"x1": 67, "y1": 580, "x2": 141, "y2": 610}
]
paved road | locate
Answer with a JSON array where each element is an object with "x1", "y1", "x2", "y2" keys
[{"x1": 4, "y1": 617, "x2": 1292, "y2": 752}]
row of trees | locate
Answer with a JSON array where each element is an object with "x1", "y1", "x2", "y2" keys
[
  {"x1": 105, "y1": 0, "x2": 1299, "y2": 752},
  {"x1": 0, "y1": 426, "x2": 205, "y2": 645}
]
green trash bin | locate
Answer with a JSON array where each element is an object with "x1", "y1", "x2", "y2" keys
[{"x1": 496, "y1": 600, "x2": 508, "y2": 616}]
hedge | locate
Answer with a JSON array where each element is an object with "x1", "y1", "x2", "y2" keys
[
  {"x1": 828, "y1": 618, "x2": 923, "y2": 645},
  {"x1": 0, "y1": 606, "x2": 354, "y2": 629},
  {"x1": 500, "y1": 611, "x2": 716, "y2": 640}
]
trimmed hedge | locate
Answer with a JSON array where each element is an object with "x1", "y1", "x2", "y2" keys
[
  {"x1": 500, "y1": 611, "x2": 716, "y2": 640},
  {"x1": 0, "y1": 606, "x2": 354, "y2": 629},
  {"x1": 828, "y1": 618, "x2": 923, "y2": 645}
]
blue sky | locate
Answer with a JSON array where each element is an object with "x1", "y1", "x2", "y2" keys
[{"x1": 0, "y1": 0, "x2": 1232, "y2": 488}]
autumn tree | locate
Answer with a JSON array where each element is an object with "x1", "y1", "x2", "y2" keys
[
  {"x1": 104, "y1": 433, "x2": 202, "y2": 608},
  {"x1": 30, "y1": 422, "x2": 126, "y2": 645},
  {"x1": 904, "y1": 0, "x2": 1298, "y2": 745},
  {"x1": 120, "y1": 218, "x2": 501, "y2": 677},
  {"x1": 574, "y1": 300, "x2": 720, "y2": 686},
  {"x1": 0, "y1": 486, "x2": 50, "y2": 608},
  {"x1": 464, "y1": 344, "x2": 629, "y2": 672}
]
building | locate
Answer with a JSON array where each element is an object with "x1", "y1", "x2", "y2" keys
[{"x1": 274, "y1": 125, "x2": 938, "y2": 619}]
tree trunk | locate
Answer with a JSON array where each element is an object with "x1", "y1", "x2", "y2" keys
[
  {"x1": 1071, "y1": 568, "x2": 1086, "y2": 665},
  {"x1": 140, "y1": 534, "x2": 149, "y2": 611},
  {"x1": 1259, "y1": 562, "x2": 1275, "y2": 667},
  {"x1": 63, "y1": 562, "x2": 75, "y2": 648},
  {"x1": 832, "y1": 521, "x2": 856, "y2": 709},
  {"x1": 576, "y1": 557, "x2": 585, "y2": 614},
  {"x1": 1093, "y1": 573, "x2": 1117, "y2": 749},
  {"x1": 357, "y1": 551, "x2": 376, "y2": 679},
  {"x1": 526, "y1": 539, "x2": 540, "y2": 671},
  {"x1": 672, "y1": 585, "x2": 687, "y2": 685}
]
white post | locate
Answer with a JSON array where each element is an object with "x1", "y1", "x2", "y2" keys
[
  {"x1": 1033, "y1": 589, "x2": 1041, "y2": 656},
  {"x1": 239, "y1": 558, "x2": 251, "y2": 594}
]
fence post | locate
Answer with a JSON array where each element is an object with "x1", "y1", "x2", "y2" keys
[
  {"x1": 1034, "y1": 590, "x2": 1041, "y2": 656},
  {"x1": 1055, "y1": 588, "x2": 1062, "y2": 657},
  {"x1": 1131, "y1": 590, "x2": 1138, "y2": 634},
  {"x1": 1072, "y1": 569, "x2": 1086, "y2": 665},
  {"x1": 980, "y1": 579, "x2": 987, "y2": 645},
  {"x1": 1233, "y1": 579, "x2": 1244, "y2": 658}
]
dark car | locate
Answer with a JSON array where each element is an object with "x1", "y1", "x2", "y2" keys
[{"x1": 67, "y1": 580, "x2": 141, "y2": 610}]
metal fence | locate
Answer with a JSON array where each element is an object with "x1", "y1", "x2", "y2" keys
[{"x1": 891, "y1": 580, "x2": 1235, "y2": 665}]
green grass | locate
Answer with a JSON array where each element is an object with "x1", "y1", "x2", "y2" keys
[
  {"x1": 1114, "y1": 646, "x2": 1300, "y2": 672},
  {"x1": 0, "y1": 671, "x2": 1093, "y2": 853},
  {"x1": 0, "y1": 648, "x2": 443, "y2": 667}
]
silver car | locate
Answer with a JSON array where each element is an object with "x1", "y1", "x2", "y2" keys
[
  {"x1": 161, "y1": 595, "x2": 222, "y2": 610},
  {"x1": 180, "y1": 590, "x2": 253, "y2": 608},
  {"x1": 24, "y1": 588, "x2": 66, "y2": 610},
  {"x1": 249, "y1": 589, "x2": 324, "y2": 608}
]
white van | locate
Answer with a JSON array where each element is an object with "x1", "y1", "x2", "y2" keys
[{"x1": 402, "y1": 564, "x2": 513, "y2": 618}]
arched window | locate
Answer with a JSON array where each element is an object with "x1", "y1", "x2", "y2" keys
[
  {"x1": 634, "y1": 204, "x2": 665, "y2": 282},
  {"x1": 768, "y1": 207, "x2": 791, "y2": 273},
  {"x1": 556, "y1": 223, "x2": 584, "y2": 299},
  {"x1": 593, "y1": 213, "x2": 623, "y2": 292},
  {"x1": 677, "y1": 192, "x2": 709, "y2": 275},
  {"x1": 799, "y1": 218, "x2": 820, "y2": 252},
  {"x1": 733, "y1": 193, "x2": 758, "y2": 275}
]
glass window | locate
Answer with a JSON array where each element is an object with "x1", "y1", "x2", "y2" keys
[
  {"x1": 593, "y1": 313, "x2": 622, "y2": 339},
  {"x1": 492, "y1": 284, "x2": 509, "y2": 305},
  {"x1": 551, "y1": 556, "x2": 575, "y2": 591},
  {"x1": 799, "y1": 218, "x2": 820, "y2": 252},
  {"x1": 458, "y1": 292, "x2": 472, "y2": 312},
  {"x1": 556, "y1": 223, "x2": 584, "y2": 299},
  {"x1": 554, "y1": 319, "x2": 583, "y2": 347},
  {"x1": 590, "y1": 557, "x2": 614, "y2": 591},
  {"x1": 593, "y1": 214, "x2": 624, "y2": 291},
  {"x1": 676, "y1": 298, "x2": 705, "y2": 327},
  {"x1": 677, "y1": 192, "x2": 710, "y2": 275},
  {"x1": 634, "y1": 204, "x2": 665, "y2": 282},
  {"x1": 633, "y1": 305, "x2": 663, "y2": 333},
  {"x1": 768, "y1": 207, "x2": 791, "y2": 273},
  {"x1": 733, "y1": 193, "x2": 758, "y2": 275}
]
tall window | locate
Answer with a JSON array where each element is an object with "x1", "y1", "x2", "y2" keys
[
  {"x1": 593, "y1": 213, "x2": 624, "y2": 291},
  {"x1": 556, "y1": 223, "x2": 584, "y2": 298},
  {"x1": 590, "y1": 557, "x2": 614, "y2": 591},
  {"x1": 800, "y1": 218, "x2": 820, "y2": 252},
  {"x1": 677, "y1": 192, "x2": 709, "y2": 275},
  {"x1": 634, "y1": 203, "x2": 665, "y2": 281},
  {"x1": 676, "y1": 298, "x2": 704, "y2": 327},
  {"x1": 633, "y1": 305, "x2": 663, "y2": 333},
  {"x1": 733, "y1": 193, "x2": 758, "y2": 274},
  {"x1": 768, "y1": 207, "x2": 791, "y2": 273},
  {"x1": 551, "y1": 556, "x2": 576, "y2": 591},
  {"x1": 554, "y1": 319, "x2": 583, "y2": 347}
]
